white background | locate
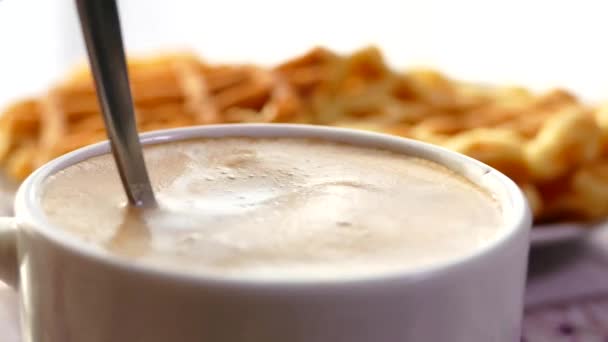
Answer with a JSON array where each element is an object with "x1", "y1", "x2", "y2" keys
[{"x1": 0, "y1": 0, "x2": 607, "y2": 105}]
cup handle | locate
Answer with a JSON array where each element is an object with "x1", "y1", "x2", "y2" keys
[{"x1": 0, "y1": 217, "x2": 17, "y2": 287}]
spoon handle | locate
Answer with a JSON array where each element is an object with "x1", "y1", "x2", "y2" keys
[{"x1": 75, "y1": 0, "x2": 156, "y2": 207}]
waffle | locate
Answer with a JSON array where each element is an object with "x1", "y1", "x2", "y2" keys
[{"x1": 1, "y1": 46, "x2": 606, "y2": 223}]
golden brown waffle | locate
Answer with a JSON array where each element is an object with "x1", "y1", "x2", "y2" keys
[{"x1": 1, "y1": 46, "x2": 607, "y2": 223}]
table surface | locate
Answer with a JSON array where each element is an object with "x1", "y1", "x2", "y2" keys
[
  {"x1": 2, "y1": 226, "x2": 608, "y2": 342},
  {"x1": 523, "y1": 227, "x2": 608, "y2": 341}
]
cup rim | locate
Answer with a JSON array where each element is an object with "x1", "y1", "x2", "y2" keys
[{"x1": 14, "y1": 123, "x2": 531, "y2": 289}]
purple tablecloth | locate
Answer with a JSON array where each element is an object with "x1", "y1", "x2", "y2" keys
[
  {"x1": 1, "y1": 226, "x2": 608, "y2": 342},
  {"x1": 521, "y1": 226, "x2": 608, "y2": 341}
]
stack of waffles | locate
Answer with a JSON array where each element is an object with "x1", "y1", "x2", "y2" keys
[{"x1": 1, "y1": 46, "x2": 607, "y2": 223}]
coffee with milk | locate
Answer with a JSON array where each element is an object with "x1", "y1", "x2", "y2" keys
[{"x1": 41, "y1": 137, "x2": 503, "y2": 280}]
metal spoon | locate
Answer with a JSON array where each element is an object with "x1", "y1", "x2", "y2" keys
[{"x1": 75, "y1": 0, "x2": 156, "y2": 208}]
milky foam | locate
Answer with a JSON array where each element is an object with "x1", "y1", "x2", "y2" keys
[{"x1": 41, "y1": 137, "x2": 504, "y2": 280}]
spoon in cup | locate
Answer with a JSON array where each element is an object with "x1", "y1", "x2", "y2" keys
[{"x1": 75, "y1": 0, "x2": 156, "y2": 208}]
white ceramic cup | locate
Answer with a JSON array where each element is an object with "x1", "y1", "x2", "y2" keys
[{"x1": 0, "y1": 124, "x2": 531, "y2": 342}]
